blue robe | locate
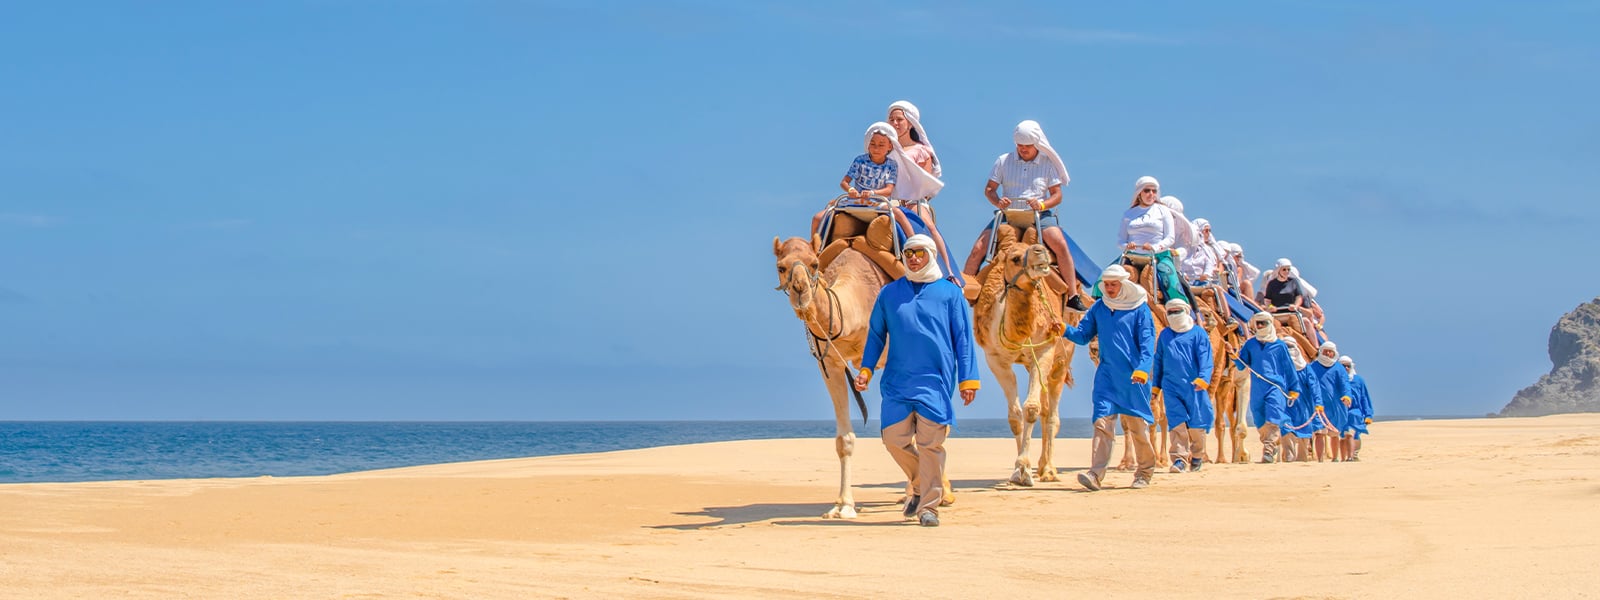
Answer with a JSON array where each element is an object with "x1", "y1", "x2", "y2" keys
[
  {"x1": 860, "y1": 277, "x2": 980, "y2": 431},
  {"x1": 1152, "y1": 326, "x2": 1214, "y2": 431},
  {"x1": 1062, "y1": 301, "x2": 1156, "y2": 422},
  {"x1": 1349, "y1": 374, "x2": 1374, "y2": 437},
  {"x1": 1285, "y1": 367, "x2": 1321, "y2": 438},
  {"x1": 1235, "y1": 338, "x2": 1303, "y2": 430},
  {"x1": 1309, "y1": 361, "x2": 1354, "y2": 435}
]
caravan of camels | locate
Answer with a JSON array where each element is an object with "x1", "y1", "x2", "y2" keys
[{"x1": 772, "y1": 101, "x2": 1377, "y2": 525}]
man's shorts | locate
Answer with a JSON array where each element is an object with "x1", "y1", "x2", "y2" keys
[{"x1": 982, "y1": 209, "x2": 1059, "y2": 232}]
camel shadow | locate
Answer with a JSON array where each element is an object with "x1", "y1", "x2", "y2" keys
[{"x1": 649, "y1": 499, "x2": 905, "y2": 530}]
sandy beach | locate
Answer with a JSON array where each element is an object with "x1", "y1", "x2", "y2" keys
[{"x1": 3, "y1": 414, "x2": 1598, "y2": 599}]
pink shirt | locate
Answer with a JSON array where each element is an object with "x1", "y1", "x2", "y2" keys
[{"x1": 900, "y1": 143, "x2": 934, "y2": 175}]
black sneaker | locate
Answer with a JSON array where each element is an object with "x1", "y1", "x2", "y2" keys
[
  {"x1": 1066, "y1": 294, "x2": 1089, "y2": 311},
  {"x1": 1190, "y1": 458, "x2": 1204, "y2": 472},
  {"x1": 918, "y1": 510, "x2": 940, "y2": 527},
  {"x1": 902, "y1": 495, "x2": 920, "y2": 519}
]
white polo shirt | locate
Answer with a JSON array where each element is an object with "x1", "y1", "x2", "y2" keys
[{"x1": 988, "y1": 153, "x2": 1063, "y2": 201}]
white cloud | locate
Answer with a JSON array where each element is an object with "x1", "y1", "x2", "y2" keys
[{"x1": 0, "y1": 213, "x2": 62, "y2": 228}]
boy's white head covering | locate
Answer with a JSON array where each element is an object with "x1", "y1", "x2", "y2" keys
[
  {"x1": 887, "y1": 100, "x2": 940, "y2": 177},
  {"x1": 1340, "y1": 355, "x2": 1356, "y2": 377},
  {"x1": 1317, "y1": 341, "x2": 1339, "y2": 367},
  {"x1": 1098, "y1": 264, "x2": 1149, "y2": 311},
  {"x1": 1252, "y1": 311, "x2": 1278, "y2": 342},
  {"x1": 1011, "y1": 120, "x2": 1070, "y2": 187},
  {"x1": 1165, "y1": 298, "x2": 1195, "y2": 333},
  {"x1": 901, "y1": 234, "x2": 944, "y2": 283},
  {"x1": 864, "y1": 121, "x2": 943, "y2": 203},
  {"x1": 1287, "y1": 339, "x2": 1308, "y2": 370}
]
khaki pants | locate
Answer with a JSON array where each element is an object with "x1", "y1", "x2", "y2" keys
[
  {"x1": 1282, "y1": 435, "x2": 1299, "y2": 462},
  {"x1": 1091, "y1": 415, "x2": 1155, "y2": 481},
  {"x1": 881, "y1": 412, "x2": 949, "y2": 517},
  {"x1": 1169, "y1": 424, "x2": 1208, "y2": 465},
  {"x1": 1258, "y1": 423, "x2": 1280, "y2": 462}
]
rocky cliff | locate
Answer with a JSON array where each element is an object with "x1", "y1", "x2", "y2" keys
[{"x1": 1501, "y1": 297, "x2": 1600, "y2": 416}]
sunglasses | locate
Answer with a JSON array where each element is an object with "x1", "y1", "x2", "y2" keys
[
  {"x1": 1141, "y1": 188, "x2": 1158, "y2": 194},
  {"x1": 901, "y1": 248, "x2": 930, "y2": 259},
  {"x1": 1166, "y1": 309, "x2": 1185, "y2": 315}
]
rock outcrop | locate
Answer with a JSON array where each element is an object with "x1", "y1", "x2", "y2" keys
[{"x1": 1501, "y1": 297, "x2": 1600, "y2": 416}]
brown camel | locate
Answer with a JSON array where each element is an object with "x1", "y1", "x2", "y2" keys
[
  {"x1": 772, "y1": 236, "x2": 888, "y2": 519},
  {"x1": 1192, "y1": 286, "x2": 1251, "y2": 463},
  {"x1": 971, "y1": 225, "x2": 1079, "y2": 487}
]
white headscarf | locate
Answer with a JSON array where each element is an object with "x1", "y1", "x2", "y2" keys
[
  {"x1": 1340, "y1": 355, "x2": 1356, "y2": 378},
  {"x1": 887, "y1": 101, "x2": 940, "y2": 178},
  {"x1": 1290, "y1": 266, "x2": 1319, "y2": 298},
  {"x1": 1251, "y1": 312, "x2": 1278, "y2": 343},
  {"x1": 902, "y1": 234, "x2": 943, "y2": 283},
  {"x1": 1131, "y1": 176, "x2": 1160, "y2": 205},
  {"x1": 1317, "y1": 341, "x2": 1338, "y2": 367},
  {"x1": 1098, "y1": 264, "x2": 1148, "y2": 311},
  {"x1": 864, "y1": 122, "x2": 944, "y2": 203},
  {"x1": 1160, "y1": 195, "x2": 1196, "y2": 253},
  {"x1": 1287, "y1": 340, "x2": 1308, "y2": 371},
  {"x1": 1165, "y1": 298, "x2": 1195, "y2": 333},
  {"x1": 1012, "y1": 120, "x2": 1070, "y2": 187}
]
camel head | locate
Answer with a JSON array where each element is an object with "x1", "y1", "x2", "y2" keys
[
  {"x1": 997, "y1": 241, "x2": 1053, "y2": 293},
  {"x1": 773, "y1": 236, "x2": 822, "y2": 316}
]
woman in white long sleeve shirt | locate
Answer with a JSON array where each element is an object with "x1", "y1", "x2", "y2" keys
[{"x1": 1116, "y1": 176, "x2": 1186, "y2": 303}]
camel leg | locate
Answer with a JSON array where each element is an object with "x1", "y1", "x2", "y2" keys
[
  {"x1": 1152, "y1": 395, "x2": 1169, "y2": 469},
  {"x1": 1232, "y1": 375, "x2": 1252, "y2": 464},
  {"x1": 1033, "y1": 365, "x2": 1061, "y2": 482},
  {"x1": 821, "y1": 367, "x2": 858, "y2": 519},
  {"x1": 989, "y1": 355, "x2": 1034, "y2": 487},
  {"x1": 1118, "y1": 423, "x2": 1135, "y2": 471}
]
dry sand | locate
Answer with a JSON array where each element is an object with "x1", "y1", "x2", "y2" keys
[{"x1": 3, "y1": 414, "x2": 1598, "y2": 599}]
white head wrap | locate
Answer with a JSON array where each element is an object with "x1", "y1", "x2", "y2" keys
[
  {"x1": 1317, "y1": 341, "x2": 1338, "y2": 367},
  {"x1": 1098, "y1": 265, "x2": 1148, "y2": 311},
  {"x1": 1340, "y1": 355, "x2": 1356, "y2": 378},
  {"x1": 887, "y1": 101, "x2": 940, "y2": 178},
  {"x1": 1252, "y1": 312, "x2": 1278, "y2": 343},
  {"x1": 1165, "y1": 298, "x2": 1195, "y2": 333},
  {"x1": 1011, "y1": 120, "x2": 1070, "y2": 188},
  {"x1": 1287, "y1": 340, "x2": 1308, "y2": 370},
  {"x1": 1290, "y1": 266, "x2": 1319, "y2": 298},
  {"x1": 1158, "y1": 195, "x2": 1196, "y2": 252},
  {"x1": 1159, "y1": 195, "x2": 1185, "y2": 214},
  {"x1": 901, "y1": 234, "x2": 943, "y2": 283},
  {"x1": 864, "y1": 122, "x2": 944, "y2": 203},
  {"x1": 1131, "y1": 176, "x2": 1160, "y2": 205},
  {"x1": 1275, "y1": 258, "x2": 1293, "y2": 269},
  {"x1": 1193, "y1": 218, "x2": 1210, "y2": 231}
]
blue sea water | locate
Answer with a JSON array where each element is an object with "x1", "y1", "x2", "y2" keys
[
  {"x1": 0, "y1": 416, "x2": 1449, "y2": 484},
  {"x1": 0, "y1": 419, "x2": 1063, "y2": 484}
]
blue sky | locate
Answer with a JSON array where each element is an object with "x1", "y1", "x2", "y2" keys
[{"x1": 1, "y1": 1, "x2": 1596, "y2": 420}]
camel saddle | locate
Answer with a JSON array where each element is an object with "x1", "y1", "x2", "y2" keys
[{"x1": 814, "y1": 211, "x2": 905, "y2": 281}]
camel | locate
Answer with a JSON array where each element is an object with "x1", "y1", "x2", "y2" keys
[
  {"x1": 1192, "y1": 285, "x2": 1251, "y2": 463},
  {"x1": 971, "y1": 224, "x2": 1079, "y2": 487},
  {"x1": 772, "y1": 235, "x2": 888, "y2": 519}
]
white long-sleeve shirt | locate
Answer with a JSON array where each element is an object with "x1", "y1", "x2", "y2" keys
[
  {"x1": 1118, "y1": 204, "x2": 1176, "y2": 252},
  {"x1": 1181, "y1": 233, "x2": 1225, "y2": 281}
]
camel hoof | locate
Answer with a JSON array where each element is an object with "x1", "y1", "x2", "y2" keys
[
  {"x1": 823, "y1": 504, "x2": 857, "y2": 519},
  {"x1": 1037, "y1": 467, "x2": 1060, "y2": 483},
  {"x1": 940, "y1": 494, "x2": 955, "y2": 507},
  {"x1": 1009, "y1": 467, "x2": 1035, "y2": 487}
]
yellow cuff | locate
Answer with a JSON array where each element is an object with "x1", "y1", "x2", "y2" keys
[
  {"x1": 1341, "y1": 396, "x2": 1352, "y2": 403},
  {"x1": 858, "y1": 368, "x2": 872, "y2": 378},
  {"x1": 1192, "y1": 378, "x2": 1208, "y2": 388},
  {"x1": 1365, "y1": 418, "x2": 1373, "y2": 424},
  {"x1": 1132, "y1": 370, "x2": 1149, "y2": 380},
  {"x1": 1315, "y1": 405, "x2": 1324, "y2": 412},
  {"x1": 1288, "y1": 392, "x2": 1299, "y2": 400},
  {"x1": 958, "y1": 380, "x2": 980, "y2": 392}
]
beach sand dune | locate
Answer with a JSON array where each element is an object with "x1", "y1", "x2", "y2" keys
[{"x1": 3, "y1": 415, "x2": 1598, "y2": 599}]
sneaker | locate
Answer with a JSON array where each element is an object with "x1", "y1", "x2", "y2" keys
[
  {"x1": 1130, "y1": 477, "x2": 1150, "y2": 489},
  {"x1": 1076, "y1": 472, "x2": 1101, "y2": 492},
  {"x1": 902, "y1": 495, "x2": 920, "y2": 519},
  {"x1": 1169, "y1": 459, "x2": 1188, "y2": 473},
  {"x1": 1066, "y1": 294, "x2": 1089, "y2": 312},
  {"x1": 918, "y1": 510, "x2": 940, "y2": 527},
  {"x1": 1190, "y1": 458, "x2": 1204, "y2": 472}
]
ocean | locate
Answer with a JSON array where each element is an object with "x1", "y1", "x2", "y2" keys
[
  {"x1": 0, "y1": 419, "x2": 1056, "y2": 484},
  {"x1": 0, "y1": 417, "x2": 1447, "y2": 484}
]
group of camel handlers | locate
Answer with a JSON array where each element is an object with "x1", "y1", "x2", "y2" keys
[{"x1": 795, "y1": 100, "x2": 1376, "y2": 527}]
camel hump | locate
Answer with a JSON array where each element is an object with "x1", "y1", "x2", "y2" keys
[{"x1": 816, "y1": 207, "x2": 905, "y2": 281}]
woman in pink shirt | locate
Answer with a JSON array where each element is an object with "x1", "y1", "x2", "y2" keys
[{"x1": 887, "y1": 100, "x2": 958, "y2": 285}]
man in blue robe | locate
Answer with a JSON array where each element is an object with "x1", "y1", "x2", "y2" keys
[
  {"x1": 1341, "y1": 355, "x2": 1374, "y2": 461},
  {"x1": 855, "y1": 235, "x2": 979, "y2": 527},
  {"x1": 1235, "y1": 311, "x2": 1303, "y2": 463},
  {"x1": 1151, "y1": 298, "x2": 1214, "y2": 473},
  {"x1": 1309, "y1": 341, "x2": 1355, "y2": 461},
  {"x1": 1053, "y1": 265, "x2": 1157, "y2": 490}
]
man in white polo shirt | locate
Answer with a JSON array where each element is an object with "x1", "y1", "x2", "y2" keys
[{"x1": 960, "y1": 120, "x2": 1080, "y2": 304}]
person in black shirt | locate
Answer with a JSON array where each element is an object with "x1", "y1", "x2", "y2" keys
[{"x1": 1261, "y1": 258, "x2": 1304, "y2": 313}]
